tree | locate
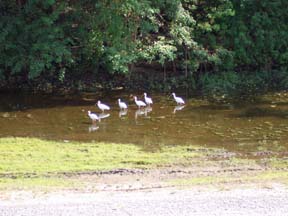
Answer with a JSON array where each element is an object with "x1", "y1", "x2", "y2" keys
[{"x1": 0, "y1": 0, "x2": 72, "y2": 81}]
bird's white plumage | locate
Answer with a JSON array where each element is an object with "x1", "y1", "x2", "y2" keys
[
  {"x1": 172, "y1": 93, "x2": 185, "y2": 105},
  {"x1": 118, "y1": 99, "x2": 128, "y2": 110},
  {"x1": 134, "y1": 96, "x2": 146, "y2": 108},
  {"x1": 144, "y1": 93, "x2": 153, "y2": 105},
  {"x1": 97, "y1": 100, "x2": 110, "y2": 112},
  {"x1": 87, "y1": 110, "x2": 100, "y2": 122}
]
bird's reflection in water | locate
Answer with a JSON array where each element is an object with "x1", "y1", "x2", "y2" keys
[
  {"x1": 88, "y1": 113, "x2": 110, "y2": 132},
  {"x1": 119, "y1": 109, "x2": 128, "y2": 118},
  {"x1": 173, "y1": 105, "x2": 185, "y2": 114},
  {"x1": 135, "y1": 109, "x2": 146, "y2": 120},
  {"x1": 144, "y1": 106, "x2": 152, "y2": 117},
  {"x1": 135, "y1": 107, "x2": 153, "y2": 121},
  {"x1": 88, "y1": 125, "x2": 99, "y2": 132},
  {"x1": 99, "y1": 113, "x2": 110, "y2": 120}
]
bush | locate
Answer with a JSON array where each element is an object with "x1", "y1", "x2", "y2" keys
[{"x1": 198, "y1": 70, "x2": 288, "y2": 103}]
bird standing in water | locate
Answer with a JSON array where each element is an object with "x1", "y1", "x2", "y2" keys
[
  {"x1": 144, "y1": 93, "x2": 153, "y2": 106},
  {"x1": 118, "y1": 98, "x2": 128, "y2": 110},
  {"x1": 97, "y1": 100, "x2": 110, "y2": 112},
  {"x1": 172, "y1": 93, "x2": 185, "y2": 105},
  {"x1": 134, "y1": 96, "x2": 146, "y2": 109},
  {"x1": 87, "y1": 110, "x2": 100, "y2": 123}
]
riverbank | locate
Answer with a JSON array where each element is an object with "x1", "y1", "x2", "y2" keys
[{"x1": 0, "y1": 137, "x2": 287, "y2": 193}]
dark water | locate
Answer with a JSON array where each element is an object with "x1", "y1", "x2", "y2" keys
[{"x1": 1, "y1": 91, "x2": 288, "y2": 155}]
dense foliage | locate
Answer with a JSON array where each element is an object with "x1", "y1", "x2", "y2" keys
[{"x1": 0, "y1": 0, "x2": 287, "y2": 99}]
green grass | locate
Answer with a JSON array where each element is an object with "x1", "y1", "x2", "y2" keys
[
  {"x1": 265, "y1": 157, "x2": 288, "y2": 169},
  {"x1": 0, "y1": 137, "x2": 208, "y2": 189},
  {"x1": 0, "y1": 137, "x2": 287, "y2": 190},
  {"x1": 0, "y1": 137, "x2": 203, "y2": 176}
]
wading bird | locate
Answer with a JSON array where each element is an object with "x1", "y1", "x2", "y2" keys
[
  {"x1": 134, "y1": 96, "x2": 146, "y2": 109},
  {"x1": 87, "y1": 110, "x2": 100, "y2": 123},
  {"x1": 118, "y1": 98, "x2": 128, "y2": 110},
  {"x1": 97, "y1": 100, "x2": 110, "y2": 112},
  {"x1": 172, "y1": 93, "x2": 185, "y2": 105},
  {"x1": 144, "y1": 93, "x2": 153, "y2": 106}
]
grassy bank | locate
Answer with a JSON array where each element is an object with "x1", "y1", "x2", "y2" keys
[
  {"x1": 0, "y1": 137, "x2": 204, "y2": 174},
  {"x1": 0, "y1": 137, "x2": 203, "y2": 189},
  {"x1": 0, "y1": 137, "x2": 287, "y2": 190}
]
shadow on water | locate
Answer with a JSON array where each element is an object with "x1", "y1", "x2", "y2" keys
[
  {"x1": 236, "y1": 107, "x2": 288, "y2": 119},
  {"x1": 1, "y1": 92, "x2": 288, "y2": 156},
  {"x1": 0, "y1": 92, "x2": 92, "y2": 112},
  {"x1": 0, "y1": 91, "x2": 132, "y2": 112}
]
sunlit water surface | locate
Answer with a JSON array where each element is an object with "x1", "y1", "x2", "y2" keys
[{"x1": 1, "y1": 92, "x2": 288, "y2": 155}]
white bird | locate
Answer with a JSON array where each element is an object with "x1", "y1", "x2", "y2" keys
[
  {"x1": 134, "y1": 96, "x2": 146, "y2": 109},
  {"x1": 87, "y1": 110, "x2": 100, "y2": 123},
  {"x1": 97, "y1": 100, "x2": 110, "y2": 112},
  {"x1": 118, "y1": 98, "x2": 128, "y2": 110},
  {"x1": 144, "y1": 93, "x2": 153, "y2": 106},
  {"x1": 172, "y1": 93, "x2": 185, "y2": 105}
]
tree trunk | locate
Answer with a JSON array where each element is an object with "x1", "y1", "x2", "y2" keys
[
  {"x1": 163, "y1": 64, "x2": 166, "y2": 83},
  {"x1": 172, "y1": 60, "x2": 176, "y2": 75},
  {"x1": 185, "y1": 47, "x2": 188, "y2": 78}
]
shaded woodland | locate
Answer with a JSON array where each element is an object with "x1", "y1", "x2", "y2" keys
[{"x1": 0, "y1": 0, "x2": 287, "y2": 99}]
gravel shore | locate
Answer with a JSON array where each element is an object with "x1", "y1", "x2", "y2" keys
[{"x1": 1, "y1": 185, "x2": 288, "y2": 216}]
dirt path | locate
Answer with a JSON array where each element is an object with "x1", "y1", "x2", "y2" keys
[
  {"x1": 1, "y1": 185, "x2": 288, "y2": 216},
  {"x1": 0, "y1": 164, "x2": 287, "y2": 215}
]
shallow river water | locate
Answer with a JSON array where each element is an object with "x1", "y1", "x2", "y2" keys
[{"x1": 1, "y1": 91, "x2": 288, "y2": 155}]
